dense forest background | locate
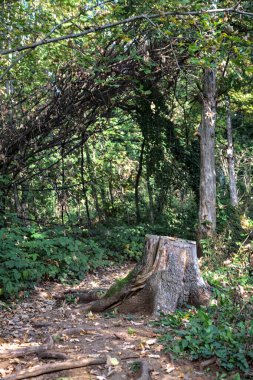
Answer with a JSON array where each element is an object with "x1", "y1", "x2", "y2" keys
[
  {"x1": 0, "y1": 1, "x2": 253, "y2": 377},
  {"x1": 1, "y1": 0, "x2": 252, "y2": 295}
]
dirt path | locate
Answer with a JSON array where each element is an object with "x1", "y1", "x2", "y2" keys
[{"x1": 0, "y1": 264, "x2": 213, "y2": 380}]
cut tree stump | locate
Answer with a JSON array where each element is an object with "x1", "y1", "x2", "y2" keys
[{"x1": 81, "y1": 235, "x2": 211, "y2": 316}]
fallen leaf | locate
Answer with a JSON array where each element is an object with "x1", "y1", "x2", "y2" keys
[
  {"x1": 127, "y1": 327, "x2": 136, "y2": 335},
  {"x1": 154, "y1": 344, "x2": 164, "y2": 352},
  {"x1": 86, "y1": 311, "x2": 96, "y2": 320},
  {"x1": 165, "y1": 363, "x2": 175, "y2": 373},
  {"x1": 146, "y1": 338, "x2": 157, "y2": 345},
  {"x1": 122, "y1": 343, "x2": 135, "y2": 350},
  {"x1": 106, "y1": 355, "x2": 119, "y2": 367}
]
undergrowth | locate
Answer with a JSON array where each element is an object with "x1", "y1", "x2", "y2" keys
[
  {"x1": 0, "y1": 225, "x2": 108, "y2": 297},
  {"x1": 0, "y1": 222, "x2": 149, "y2": 298},
  {"x1": 153, "y1": 242, "x2": 253, "y2": 379}
]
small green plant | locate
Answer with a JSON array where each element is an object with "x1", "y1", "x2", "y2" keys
[
  {"x1": 127, "y1": 327, "x2": 136, "y2": 335},
  {"x1": 65, "y1": 294, "x2": 78, "y2": 304},
  {"x1": 103, "y1": 308, "x2": 119, "y2": 318},
  {"x1": 155, "y1": 251, "x2": 253, "y2": 376},
  {"x1": 130, "y1": 361, "x2": 141, "y2": 373},
  {"x1": 158, "y1": 307, "x2": 253, "y2": 372}
]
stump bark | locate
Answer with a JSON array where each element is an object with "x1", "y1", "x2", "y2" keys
[{"x1": 84, "y1": 235, "x2": 210, "y2": 316}]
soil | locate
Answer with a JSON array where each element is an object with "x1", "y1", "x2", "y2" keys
[{"x1": 0, "y1": 264, "x2": 216, "y2": 380}]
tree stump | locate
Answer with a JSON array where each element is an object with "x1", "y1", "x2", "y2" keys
[{"x1": 83, "y1": 235, "x2": 210, "y2": 316}]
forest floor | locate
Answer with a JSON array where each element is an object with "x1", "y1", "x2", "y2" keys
[{"x1": 0, "y1": 264, "x2": 218, "y2": 380}]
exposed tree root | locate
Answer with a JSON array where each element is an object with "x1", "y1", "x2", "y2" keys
[
  {"x1": 54, "y1": 289, "x2": 106, "y2": 303},
  {"x1": 0, "y1": 336, "x2": 54, "y2": 359},
  {"x1": 54, "y1": 326, "x2": 101, "y2": 338},
  {"x1": 3, "y1": 357, "x2": 106, "y2": 380},
  {"x1": 37, "y1": 350, "x2": 70, "y2": 360}
]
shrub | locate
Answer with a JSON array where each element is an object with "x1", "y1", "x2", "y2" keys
[
  {"x1": 154, "y1": 253, "x2": 253, "y2": 375},
  {"x1": 0, "y1": 226, "x2": 108, "y2": 298},
  {"x1": 156, "y1": 308, "x2": 253, "y2": 373}
]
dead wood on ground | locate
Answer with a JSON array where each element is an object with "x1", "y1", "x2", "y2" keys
[
  {"x1": 0, "y1": 336, "x2": 54, "y2": 359},
  {"x1": 3, "y1": 357, "x2": 106, "y2": 380},
  {"x1": 37, "y1": 350, "x2": 70, "y2": 360}
]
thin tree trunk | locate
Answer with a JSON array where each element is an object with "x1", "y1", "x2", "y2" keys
[
  {"x1": 199, "y1": 68, "x2": 217, "y2": 238},
  {"x1": 108, "y1": 180, "x2": 114, "y2": 206},
  {"x1": 13, "y1": 183, "x2": 22, "y2": 218},
  {"x1": 81, "y1": 138, "x2": 91, "y2": 226},
  {"x1": 61, "y1": 144, "x2": 65, "y2": 225},
  {"x1": 85, "y1": 145, "x2": 101, "y2": 220},
  {"x1": 226, "y1": 96, "x2": 238, "y2": 207},
  {"x1": 100, "y1": 186, "x2": 108, "y2": 221},
  {"x1": 20, "y1": 184, "x2": 29, "y2": 226},
  {"x1": 135, "y1": 138, "x2": 145, "y2": 223},
  {"x1": 146, "y1": 177, "x2": 154, "y2": 224}
]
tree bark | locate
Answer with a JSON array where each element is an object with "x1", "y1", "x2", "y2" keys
[
  {"x1": 135, "y1": 138, "x2": 145, "y2": 223},
  {"x1": 225, "y1": 96, "x2": 238, "y2": 207},
  {"x1": 85, "y1": 144, "x2": 101, "y2": 220},
  {"x1": 4, "y1": 357, "x2": 106, "y2": 380},
  {"x1": 81, "y1": 235, "x2": 210, "y2": 316},
  {"x1": 146, "y1": 177, "x2": 154, "y2": 224},
  {"x1": 81, "y1": 137, "x2": 92, "y2": 226},
  {"x1": 199, "y1": 68, "x2": 217, "y2": 238}
]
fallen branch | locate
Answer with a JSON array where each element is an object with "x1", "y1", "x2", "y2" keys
[
  {"x1": 3, "y1": 357, "x2": 106, "y2": 380},
  {"x1": 37, "y1": 351, "x2": 69, "y2": 360},
  {"x1": 0, "y1": 336, "x2": 54, "y2": 359},
  {"x1": 54, "y1": 289, "x2": 106, "y2": 303},
  {"x1": 54, "y1": 326, "x2": 103, "y2": 339}
]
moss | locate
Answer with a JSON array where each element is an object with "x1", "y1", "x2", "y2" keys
[{"x1": 105, "y1": 270, "x2": 134, "y2": 297}]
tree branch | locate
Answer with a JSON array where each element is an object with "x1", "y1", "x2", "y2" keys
[{"x1": 0, "y1": 7, "x2": 252, "y2": 56}]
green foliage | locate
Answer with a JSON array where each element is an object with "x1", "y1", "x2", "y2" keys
[
  {"x1": 154, "y1": 252, "x2": 253, "y2": 375},
  {"x1": 157, "y1": 308, "x2": 253, "y2": 372},
  {"x1": 0, "y1": 217, "x2": 198, "y2": 299},
  {"x1": 96, "y1": 225, "x2": 146, "y2": 261},
  {"x1": 0, "y1": 224, "x2": 108, "y2": 298},
  {"x1": 130, "y1": 361, "x2": 141, "y2": 373}
]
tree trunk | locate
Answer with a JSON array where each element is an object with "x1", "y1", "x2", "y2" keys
[
  {"x1": 135, "y1": 138, "x2": 145, "y2": 223},
  {"x1": 146, "y1": 177, "x2": 154, "y2": 224},
  {"x1": 199, "y1": 68, "x2": 217, "y2": 238},
  {"x1": 13, "y1": 183, "x2": 22, "y2": 218},
  {"x1": 226, "y1": 96, "x2": 238, "y2": 207},
  {"x1": 85, "y1": 145, "x2": 101, "y2": 220},
  {"x1": 80, "y1": 137, "x2": 92, "y2": 227},
  {"x1": 82, "y1": 235, "x2": 210, "y2": 316}
]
